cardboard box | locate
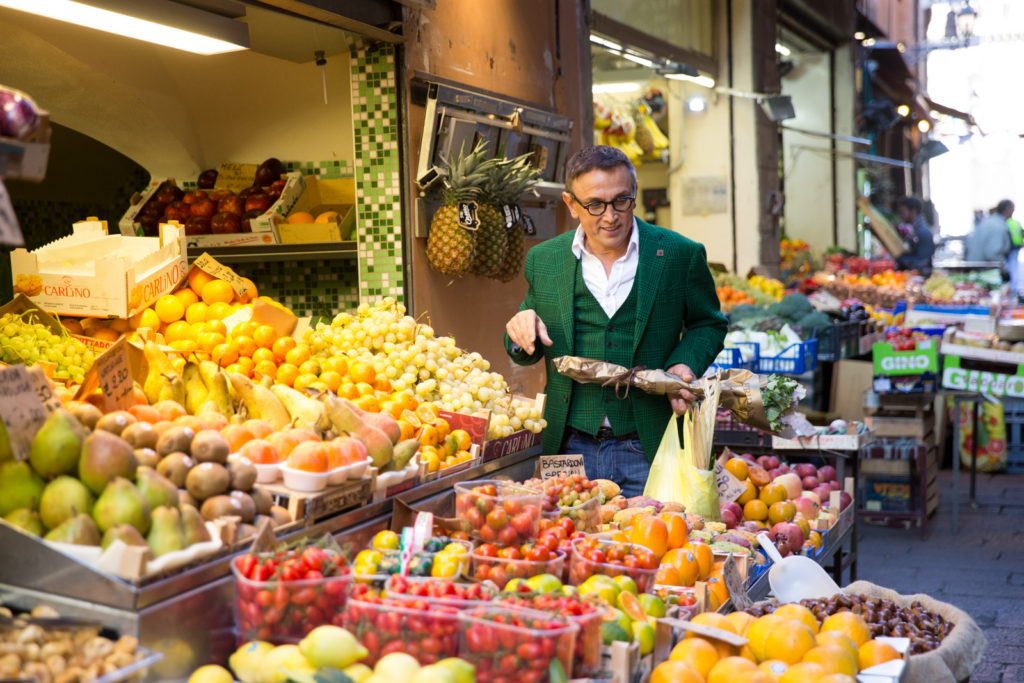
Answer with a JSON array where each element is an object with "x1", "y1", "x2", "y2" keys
[
  {"x1": 941, "y1": 354, "x2": 1024, "y2": 398},
  {"x1": 872, "y1": 340, "x2": 940, "y2": 376},
  {"x1": 0, "y1": 113, "x2": 51, "y2": 182},
  {"x1": 118, "y1": 172, "x2": 305, "y2": 249},
  {"x1": 277, "y1": 177, "x2": 357, "y2": 244},
  {"x1": 830, "y1": 359, "x2": 874, "y2": 421},
  {"x1": 10, "y1": 220, "x2": 187, "y2": 318},
  {"x1": 859, "y1": 472, "x2": 914, "y2": 513}
]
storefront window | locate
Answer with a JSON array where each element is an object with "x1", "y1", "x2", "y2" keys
[{"x1": 590, "y1": 0, "x2": 714, "y2": 57}]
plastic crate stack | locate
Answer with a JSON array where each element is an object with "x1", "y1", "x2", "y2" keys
[
  {"x1": 815, "y1": 320, "x2": 861, "y2": 362},
  {"x1": 1004, "y1": 398, "x2": 1024, "y2": 473}
]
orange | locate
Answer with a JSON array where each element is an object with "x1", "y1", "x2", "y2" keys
[
  {"x1": 253, "y1": 360, "x2": 278, "y2": 379},
  {"x1": 651, "y1": 661, "x2": 703, "y2": 683},
  {"x1": 418, "y1": 424, "x2": 440, "y2": 447},
  {"x1": 661, "y1": 549, "x2": 699, "y2": 586},
  {"x1": 276, "y1": 363, "x2": 300, "y2": 387},
  {"x1": 773, "y1": 603, "x2": 820, "y2": 634},
  {"x1": 212, "y1": 342, "x2": 239, "y2": 367},
  {"x1": 803, "y1": 644, "x2": 857, "y2": 677},
  {"x1": 654, "y1": 564, "x2": 682, "y2": 586},
  {"x1": 669, "y1": 637, "x2": 720, "y2": 679},
  {"x1": 820, "y1": 612, "x2": 871, "y2": 647},
  {"x1": 232, "y1": 321, "x2": 257, "y2": 339},
  {"x1": 348, "y1": 359, "x2": 376, "y2": 385},
  {"x1": 243, "y1": 419, "x2": 274, "y2": 439},
  {"x1": 354, "y1": 382, "x2": 375, "y2": 396},
  {"x1": 735, "y1": 672, "x2": 776, "y2": 683},
  {"x1": 288, "y1": 211, "x2": 315, "y2": 224},
  {"x1": 815, "y1": 631, "x2": 859, "y2": 662},
  {"x1": 91, "y1": 327, "x2": 120, "y2": 342},
  {"x1": 737, "y1": 479, "x2": 758, "y2": 505},
  {"x1": 817, "y1": 676, "x2": 857, "y2": 683},
  {"x1": 725, "y1": 457, "x2": 749, "y2": 480},
  {"x1": 207, "y1": 319, "x2": 227, "y2": 336},
  {"x1": 128, "y1": 404, "x2": 161, "y2": 424},
  {"x1": 315, "y1": 211, "x2": 339, "y2": 223},
  {"x1": 294, "y1": 373, "x2": 322, "y2": 393},
  {"x1": 768, "y1": 501, "x2": 796, "y2": 525},
  {"x1": 759, "y1": 660, "x2": 789, "y2": 681},
  {"x1": 744, "y1": 499, "x2": 768, "y2": 521},
  {"x1": 238, "y1": 278, "x2": 258, "y2": 303},
  {"x1": 254, "y1": 325, "x2": 278, "y2": 348},
  {"x1": 201, "y1": 279, "x2": 235, "y2": 305},
  {"x1": 354, "y1": 394, "x2": 380, "y2": 412},
  {"x1": 450, "y1": 429, "x2": 472, "y2": 451},
  {"x1": 708, "y1": 656, "x2": 758, "y2": 683},
  {"x1": 726, "y1": 610, "x2": 757, "y2": 637},
  {"x1": 221, "y1": 424, "x2": 256, "y2": 452},
  {"x1": 857, "y1": 640, "x2": 901, "y2": 670},
  {"x1": 662, "y1": 512, "x2": 688, "y2": 550},
  {"x1": 188, "y1": 269, "x2": 216, "y2": 296},
  {"x1": 758, "y1": 619, "x2": 816, "y2": 664},
  {"x1": 706, "y1": 576, "x2": 729, "y2": 611},
  {"x1": 272, "y1": 336, "x2": 297, "y2": 361},
  {"x1": 298, "y1": 359, "x2": 321, "y2": 376},
  {"x1": 172, "y1": 287, "x2": 199, "y2": 308},
  {"x1": 238, "y1": 439, "x2": 280, "y2": 465},
  {"x1": 323, "y1": 356, "x2": 349, "y2": 376},
  {"x1": 746, "y1": 614, "x2": 785, "y2": 662},
  {"x1": 320, "y1": 370, "x2": 343, "y2": 393},
  {"x1": 251, "y1": 347, "x2": 276, "y2": 364},
  {"x1": 617, "y1": 591, "x2": 648, "y2": 623},
  {"x1": 372, "y1": 377, "x2": 392, "y2": 393},
  {"x1": 198, "y1": 332, "x2": 226, "y2": 354},
  {"x1": 397, "y1": 420, "x2": 417, "y2": 442},
  {"x1": 288, "y1": 441, "x2": 328, "y2": 472},
  {"x1": 687, "y1": 612, "x2": 736, "y2": 639},
  {"x1": 778, "y1": 662, "x2": 825, "y2": 683},
  {"x1": 630, "y1": 514, "x2": 669, "y2": 558},
  {"x1": 416, "y1": 403, "x2": 439, "y2": 424},
  {"x1": 154, "y1": 295, "x2": 185, "y2": 324},
  {"x1": 234, "y1": 335, "x2": 258, "y2": 358},
  {"x1": 152, "y1": 400, "x2": 187, "y2": 422},
  {"x1": 759, "y1": 483, "x2": 787, "y2": 505},
  {"x1": 206, "y1": 301, "x2": 234, "y2": 321},
  {"x1": 285, "y1": 344, "x2": 311, "y2": 367},
  {"x1": 686, "y1": 541, "x2": 714, "y2": 580},
  {"x1": 185, "y1": 302, "x2": 209, "y2": 324}
]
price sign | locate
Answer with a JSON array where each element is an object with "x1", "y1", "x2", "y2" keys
[
  {"x1": 714, "y1": 457, "x2": 748, "y2": 503},
  {"x1": 26, "y1": 365, "x2": 62, "y2": 413},
  {"x1": 0, "y1": 364, "x2": 50, "y2": 460},
  {"x1": 94, "y1": 338, "x2": 135, "y2": 410},
  {"x1": 191, "y1": 253, "x2": 252, "y2": 297},
  {"x1": 722, "y1": 554, "x2": 752, "y2": 610},
  {"x1": 535, "y1": 453, "x2": 586, "y2": 480},
  {"x1": 213, "y1": 162, "x2": 259, "y2": 193}
]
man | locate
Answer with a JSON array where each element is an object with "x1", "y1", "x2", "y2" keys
[
  {"x1": 504, "y1": 145, "x2": 727, "y2": 496},
  {"x1": 893, "y1": 196, "x2": 935, "y2": 276},
  {"x1": 966, "y1": 200, "x2": 1014, "y2": 269}
]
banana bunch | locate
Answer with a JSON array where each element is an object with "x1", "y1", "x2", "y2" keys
[
  {"x1": 748, "y1": 274, "x2": 785, "y2": 301},
  {"x1": 596, "y1": 102, "x2": 645, "y2": 164},
  {"x1": 635, "y1": 103, "x2": 669, "y2": 159}
]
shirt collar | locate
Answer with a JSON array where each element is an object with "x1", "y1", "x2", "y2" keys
[{"x1": 571, "y1": 217, "x2": 640, "y2": 260}]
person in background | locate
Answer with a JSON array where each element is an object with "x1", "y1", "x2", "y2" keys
[
  {"x1": 894, "y1": 196, "x2": 935, "y2": 276},
  {"x1": 504, "y1": 145, "x2": 727, "y2": 497},
  {"x1": 966, "y1": 200, "x2": 1015, "y2": 275},
  {"x1": 1008, "y1": 213, "x2": 1023, "y2": 296}
]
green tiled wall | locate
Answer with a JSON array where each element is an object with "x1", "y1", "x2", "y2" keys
[
  {"x1": 349, "y1": 40, "x2": 404, "y2": 303},
  {"x1": 229, "y1": 259, "x2": 359, "y2": 319}
]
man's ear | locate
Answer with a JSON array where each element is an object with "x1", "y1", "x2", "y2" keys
[{"x1": 562, "y1": 191, "x2": 579, "y2": 220}]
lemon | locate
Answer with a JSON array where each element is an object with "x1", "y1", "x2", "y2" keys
[
  {"x1": 299, "y1": 625, "x2": 368, "y2": 670},
  {"x1": 188, "y1": 665, "x2": 233, "y2": 683},
  {"x1": 374, "y1": 652, "x2": 421, "y2": 682},
  {"x1": 435, "y1": 658, "x2": 476, "y2": 683},
  {"x1": 612, "y1": 574, "x2": 638, "y2": 595},
  {"x1": 638, "y1": 593, "x2": 667, "y2": 618},
  {"x1": 411, "y1": 664, "x2": 457, "y2": 683},
  {"x1": 343, "y1": 663, "x2": 374, "y2": 683},
  {"x1": 371, "y1": 530, "x2": 400, "y2": 550},
  {"x1": 632, "y1": 620, "x2": 656, "y2": 655},
  {"x1": 228, "y1": 640, "x2": 274, "y2": 683}
]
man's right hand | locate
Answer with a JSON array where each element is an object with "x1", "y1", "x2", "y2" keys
[{"x1": 506, "y1": 309, "x2": 553, "y2": 355}]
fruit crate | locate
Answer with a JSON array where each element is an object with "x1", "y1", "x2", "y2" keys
[
  {"x1": 711, "y1": 343, "x2": 758, "y2": 371},
  {"x1": 756, "y1": 338, "x2": 818, "y2": 375},
  {"x1": 815, "y1": 320, "x2": 861, "y2": 362},
  {"x1": 259, "y1": 474, "x2": 373, "y2": 523}
]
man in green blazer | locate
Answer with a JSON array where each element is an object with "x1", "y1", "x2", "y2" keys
[{"x1": 505, "y1": 146, "x2": 727, "y2": 496}]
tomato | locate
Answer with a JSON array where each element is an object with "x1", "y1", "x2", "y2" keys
[
  {"x1": 237, "y1": 554, "x2": 257, "y2": 579},
  {"x1": 498, "y1": 545, "x2": 521, "y2": 560},
  {"x1": 497, "y1": 525, "x2": 519, "y2": 546},
  {"x1": 256, "y1": 589, "x2": 273, "y2": 608},
  {"x1": 291, "y1": 587, "x2": 317, "y2": 605},
  {"x1": 363, "y1": 630, "x2": 381, "y2": 655},
  {"x1": 274, "y1": 583, "x2": 289, "y2": 610},
  {"x1": 538, "y1": 533, "x2": 559, "y2": 552},
  {"x1": 503, "y1": 498, "x2": 523, "y2": 516},
  {"x1": 251, "y1": 564, "x2": 272, "y2": 582},
  {"x1": 606, "y1": 545, "x2": 625, "y2": 562},
  {"x1": 516, "y1": 642, "x2": 541, "y2": 659},
  {"x1": 477, "y1": 543, "x2": 499, "y2": 557},
  {"x1": 486, "y1": 508, "x2": 509, "y2": 530},
  {"x1": 301, "y1": 547, "x2": 324, "y2": 572},
  {"x1": 420, "y1": 636, "x2": 443, "y2": 655},
  {"x1": 488, "y1": 566, "x2": 508, "y2": 588},
  {"x1": 525, "y1": 545, "x2": 550, "y2": 562},
  {"x1": 381, "y1": 640, "x2": 408, "y2": 657},
  {"x1": 556, "y1": 516, "x2": 576, "y2": 535},
  {"x1": 466, "y1": 506, "x2": 484, "y2": 530},
  {"x1": 479, "y1": 524, "x2": 498, "y2": 543}
]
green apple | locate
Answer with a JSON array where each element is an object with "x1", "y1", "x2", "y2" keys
[
  {"x1": 612, "y1": 574, "x2": 638, "y2": 596},
  {"x1": 525, "y1": 572, "x2": 563, "y2": 593},
  {"x1": 632, "y1": 620, "x2": 655, "y2": 655}
]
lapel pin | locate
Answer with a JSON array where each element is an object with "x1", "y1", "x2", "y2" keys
[{"x1": 656, "y1": 249, "x2": 664, "y2": 257}]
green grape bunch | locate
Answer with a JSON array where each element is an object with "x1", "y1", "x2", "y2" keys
[{"x1": 0, "y1": 311, "x2": 96, "y2": 384}]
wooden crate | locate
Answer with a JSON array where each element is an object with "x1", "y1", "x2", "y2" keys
[
  {"x1": 261, "y1": 475, "x2": 373, "y2": 523},
  {"x1": 865, "y1": 412, "x2": 935, "y2": 440}
]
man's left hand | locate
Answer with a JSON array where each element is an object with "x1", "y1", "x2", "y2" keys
[{"x1": 666, "y1": 363, "x2": 696, "y2": 414}]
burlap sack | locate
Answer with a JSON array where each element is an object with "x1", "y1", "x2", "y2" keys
[{"x1": 844, "y1": 580, "x2": 987, "y2": 683}]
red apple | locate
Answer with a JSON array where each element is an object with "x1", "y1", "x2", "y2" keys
[
  {"x1": 764, "y1": 455, "x2": 781, "y2": 470},
  {"x1": 817, "y1": 465, "x2": 837, "y2": 483},
  {"x1": 838, "y1": 491, "x2": 853, "y2": 511},
  {"x1": 802, "y1": 475, "x2": 819, "y2": 490},
  {"x1": 137, "y1": 216, "x2": 160, "y2": 237},
  {"x1": 163, "y1": 200, "x2": 190, "y2": 223},
  {"x1": 812, "y1": 484, "x2": 833, "y2": 502},
  {"x1": 155, "y1": 183, "x2": 183, "y2": 204},
  {"x1": 190, "y1": 198, "x2": 216, "y2": 217},
  {"x1": 720, "y1": 502, "x2": 742, "y2": 529},
  {"x1": 829, "y1": 480, "x2": 841, "y2": 491},
  {"x1": 769, "y1": 467, "x2": 788, "y2": 481},
  {"x1": 793, "y1": 496, "x2": 819, "y2": 519},
  {"x1": 184, "y1": 215, "x2": 211, "y2": 235},
  {"x1": 210, "y1": 212, "x2": 242, "y2": 234},
  {"x1": 756, "y1": 455, "x2": 772, "y2": 468},
  {"x1": 140, "y1": 201, "x2": 166, "y2": 219},
  {"x1": 197, "y1": 169, "x2": 218, "y2": 189},
  {"x1": 208, "y1": 188, "x2": 234, "y2": 202},
  {"x1": 182, "y1": 190, "x2": 207, "y2": 205},
  {"x1": 793, "y1": 463, "x2": 817, "y2": 479},
  {"x1": 217, "y1": 195, "x2": 244, "y2": 216},
  {"x1": 238, "y1": 185, "x2": 261, "y2": 199},
  {"x1": 242, "y1": 209, "x2": 262, "y2": 233},
  {"x1": 244, "y1": 192, "x2": 272, "y2": 213},
  {"x1": 255, "y1": 157, "x2": 284, "y2": 187}
]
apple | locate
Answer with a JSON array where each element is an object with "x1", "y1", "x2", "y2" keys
[
  {"x1": 163, "y1": 200, "x2": 190, "y2": 223},
  {"x1": 182, "y1": 190, "x2": 208, "y2": 205},
  {"x1": 720, "y1": 502, "x2": 742, "y2": 529},
  {"x1": 244, "y1": 192, "x2": 272, "y2": 213},
  {"x1": 774, "y1": 472, "x2": 802, "y2": 499},
  {"x1": 137, "y1": 216, "x2": 160, "y2": 237},
  {"x1": 802, "y1": 475, "x2": 819, "y2": 490},
  {"x1": 764, "y1": 455, "x2": 781, "y2": 470},
  {"x1": 838, "y1": 491, "x2": 853, "y2": 511},
  {"x1": 817, "y1": 465, "x2": 837, "y2": 483},
  {"x1": 197, "y1": 168, "x2": 218, "y2": 189},
  {"x1": 769, "y1": 467, "x2": 788, "y2": 482},
  {"x1": 217, "y1": 195, "x2": 244, "y2": 216},
  {"x1": 793, "y1": 463, "x2": 817, "y2": 479},
  {"x1": 812, "y1": 484, "x2": 833, "y2": 502},
  {"x1": 793, "y1": 496, "x2": 819, "y2": 519},
  {"x1": 155, "y1": 183, "x2": 183, "y2": 204},
  {"x1": 190, "y1": 198, "x2": 216, "y2": 217},
  {"x1": 242, "y1": 209, "x2": 262, "y2": 233},
  {"x1": 210, "y1": 212, "x2": 242, "y2": 234},
  {"x1": 829, "y1": 480, "x2": 842, "y2": 491},
  {"x1": 140, "y1": 201, "x2": 166, "y2": 219},
  {"x1": 756, "y1": 455, "x2": 772, "y2": 468},
  {"x1": 238, "y1": 185, "x2": 260, "y2": 199},
  {"x1": 184, "y1": 215, "x2": 211, "y2": 235},
  {"x1": 255, "y1": 157, "x2": 284, "y2": 187},
  {"x1": 208, "y1": 188, "x2": 234, "y2": 202}
]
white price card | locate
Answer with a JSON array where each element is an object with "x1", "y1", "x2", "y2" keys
[
  {"x1": 0, "y1": 364, "x2": 50, "y2": 460},
  {"x1": 535, "y1": 453, "x2": 587, "y2": 480},
  {"x1": 191, "y1": 253, "x2": 252, "y2": 297},
  {"x1": 94, "y1": 338, "x2": 136, "y2": 411}
]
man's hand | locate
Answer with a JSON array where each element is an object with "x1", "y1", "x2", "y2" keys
[
  {"x1": 666, "y1": 362, "x2": 696, "y2": 415},
  {"x1": 506, "y1": 309, "x2": 553, "y2": 355}
]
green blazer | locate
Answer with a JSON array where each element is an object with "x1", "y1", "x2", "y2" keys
[{"x1": 504, "y1": 219, "x2": 728, "y2": 461}]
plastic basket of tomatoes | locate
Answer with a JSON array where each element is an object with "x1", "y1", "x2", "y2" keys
[
  {"x1": 469, "y1": 543, "x2": 567, "y2": 590},
  {"x1": 458, "y1": 605, "x2": 579, "y2": 683},
  {"x1": 454, "y1": 480, "x2": 543, "y2": 546},
  {"x1": 497, "y1": 589, "x2": 604, "y2": 678},
  {"x1": 385, "y1": 575, "x2": 498, "y2": 609},
  {"x1": 568, "y1": 537, "x2": 658, "y2": 593},
  {"x1": 343, "y1": 587, "x2": 460, "y2": 666},
  {"x1": 522, "y1": 474, "x2": 602, "y2": 532},
  {"x1": 232, "y1": 546, "x2": 351, "y2": 643}
]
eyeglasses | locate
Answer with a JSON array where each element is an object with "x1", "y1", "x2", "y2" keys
[{"x1": 570, "y1": 193, "x2": 636, "y2": 216}]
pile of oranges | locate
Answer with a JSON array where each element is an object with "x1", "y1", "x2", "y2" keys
[{"x1": 651, "y1": 608, "x2": 902, "y2": 683}]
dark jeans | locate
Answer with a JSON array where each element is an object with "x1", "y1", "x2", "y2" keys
[{"x1": 561, "y1": 429, "x2": 649, "y2": 497}]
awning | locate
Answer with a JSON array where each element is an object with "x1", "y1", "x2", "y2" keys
[
  {"x1": 924, "y1": 96, "x2": 977, "y2": 127},
  {"x1": 866, "y1": 46, "x2": 930, "y2": 121}
]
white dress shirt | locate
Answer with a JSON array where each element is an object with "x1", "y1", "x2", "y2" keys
[{"x1": 570, "y1": 218, "x2": 640, "y2": 318}]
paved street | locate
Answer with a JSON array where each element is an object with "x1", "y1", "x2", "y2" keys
[{"x1": 852, "y1": 468, "x2": 1024, "y2": 682}]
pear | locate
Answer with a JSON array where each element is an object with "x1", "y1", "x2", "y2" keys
[
  {"x1": 385, "y1": 438, "x2": 420, "y2": 472},
  {"x1": 318, "y1": 394, "x2": 393, "y2": 468},
  {"x1": 198, "y1": 361, "x2": 234, "y2": 418},
  {"x1": 101, "y1": 523, "x2": 152, "y2": 556},
  {"x1": 92, "y1": 477, "x2": 152, "y2": 535},
  {"x1": 143, "y1": 342, "x2": 177, "y2": 404},
  {"x1": 0, "y1": 419, "x2": 13, "y2": 462},
  {"x1": 136, "y1": 466, "x2": 179, "y2": 510},
  {"x1": 44, "y1": 512, "x2": 101, "y2": 546},
  {"x1": 29, "y1": 408, "x2": 87, "y2": 479},
  {"x1": 147, "y1": 506, "x2": 185, "y2": 557},
  {"x1": 227, "y1": 372, "x2": 291, "y2": 430},
  {"x1": 269, "y1": 384, "x2": 324, "y2": 432},
  {"x1": 39, "y1": 475, "x2": 95, "y2": 530},
  {"x1": 182, "y1": 362, "x2": 209, "y2": 415},
  {"x1": 180, "y1": 504, "x2": 212, "y2": 545},
  {"x1": 4, "y1": 508, "x2": 44, "y2": 536},
  {"x1": 0, "y1": 460, "x2": 45, "y2": 516},
  {"x1": 79, "y1": 430, "x2": 138, "y2": 495},
  {"x1": 346, "y1": 400, "x2": 401, "y2": 445}
]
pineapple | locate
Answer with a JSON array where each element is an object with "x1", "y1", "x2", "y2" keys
[
  {"x1": 492, "y1": 154, "x2": 542, "y2": 282},
  {"x1": 426, "y1": 141, "x2": 499, "y2": 277},
  {"x1": 470, "y1": 158, "x2": 512, "y2": 278}
]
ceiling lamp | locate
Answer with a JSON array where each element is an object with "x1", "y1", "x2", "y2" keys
[{"x1": 0, "y1": 0, "x2": 250, "y2": 55}]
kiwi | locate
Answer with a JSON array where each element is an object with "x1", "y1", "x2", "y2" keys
[
  {"x1": 135, "y1": 447, "x2": 161, "y2": 468},
  {"x1": 229, "y1": 491, "x2": 256, "y2": 522},
  {"x1": 95, "y1": 411, "x2": 137, "y2": 436},
  {"x1": 156, "y1": 426, "x2": 195, "y2": 457},
  {"x1": 178, "y1": 489, "x2": 199, "y2": 508},
  {"x1": 191, "y1": 431, "x2": 230, "y2": 464},
  {"x1": 122, "y1": 422, "x2": 159, "y2": 450},
  {"x1": 228, "y1": 459, "x2": 257, "y2": 492},
  {"x1": 249, "y1": 486, "x2": 273, "y2": 515},
  {"x1": 268, "y1": 505, "x2": 292, "y2": 527},
  {"x1": 186, "y1": 462, "x2": 230, "y2": 501},
  {"x1": 156, "y1": 452, "x2": 195, "y2": 488},
  {"x1": 68, "y1": 402, "x2": 103, "y2": 431},
  {"x1": 199, "y1": 494, "x2": 243, "y2": 522}
]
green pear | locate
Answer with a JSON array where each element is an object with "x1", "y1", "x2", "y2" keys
[
  {"x1": 92, "y1": 477, "x2": 152, "y2": 535},
  {"x1": 0, "y1": 419, "x2": 13, "y2": 462},
  {"x1": 147, "y1": 506, "x2": 185, "y2": 557},
  {"x1": 44, "y1": 512, "x2": 101, "y2": 546},
  {"x1": 136, "y1": 466, "x2": 179, "y2": 511},
  {"x1": 4, "y1": 508, "x2": 44, "y2": 536},
  {"x1": 101, "y1": 523, "x2": 153, "y2": 558},
  {"x1": 0, "y1": 460, "x2": 45, "y2": 516},
  {"x1": 29, "y1": 408, "x2": 87, "y2": 479},
  {"x1": 180, "y1": 504, "x2": 211, "y2": 546},
  {"x1": 79, "y1": 429, "x2": 138, "y2": 495},
  {"x1": 39, "y1": 475, "x2": 95, "y2": 531}
]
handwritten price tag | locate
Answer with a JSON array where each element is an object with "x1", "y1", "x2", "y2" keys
[
  {"x1": 214, "y1": 162, "x2": 259, "y2": 193},
  {"x1": 94, "y1": 338, "x2": 135, "y2": 410},
  {"x1": 714, "y1": 458, "x2": 748, "y2": 503},
  {"x1": 191, "y1": 253, "x2": 252, "y2": 297},
  {"x1": 722, "y1": 554, "x2": 752, "y2": 609},
  {"x1": 0, "y1": 364, "x2": 50, "y2": 460},
  {"x1": 535, "y1": 453, "x2": 587, "y2": 480},
  {"x1": 26, "y1": 365, "x2": 62, "y2": 413}
]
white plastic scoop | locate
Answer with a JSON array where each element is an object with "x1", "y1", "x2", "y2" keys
[{"x1": 757, "y1": 532, "x2": 841, "y2": 603}]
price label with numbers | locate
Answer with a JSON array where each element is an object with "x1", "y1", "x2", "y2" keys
[
  {"x1": 0, "y1": 364, "x2": 50, "y2": 460},
  {"x1": 94, "y1": 338, "x2": 135, "y2": 410},
  {"x1": 714, "y1": 458, "x2": 748, "y2": 503},
  {"x1": 26, "y1": 365, "x2": 62, "y2": 413},
  {"x1": 191, "y1": 253, "x2": 252, "y2": 297},
  {"x1": 534, "y1": 453, "x2": 586, "y2": 480}
]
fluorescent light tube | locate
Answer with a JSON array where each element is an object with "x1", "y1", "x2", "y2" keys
[
  {"x1": 775, "y1": 43, "x2": 792, "y2": 56},
  {"x1": 0, "y1": 0, "x2": 249, "y2": 55},
  {"x1": 592, "y1": 82, "x2": 642, "y2": 94},
  {"x1": 622, "y1": 52, "x2": 655, "y2": 67},
  {"x1": 589, "y1": 34, "x2": 623, "y2": 51},
  {"x1": 664, "y1": 73, "x2": 716, "y2": 88}
]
